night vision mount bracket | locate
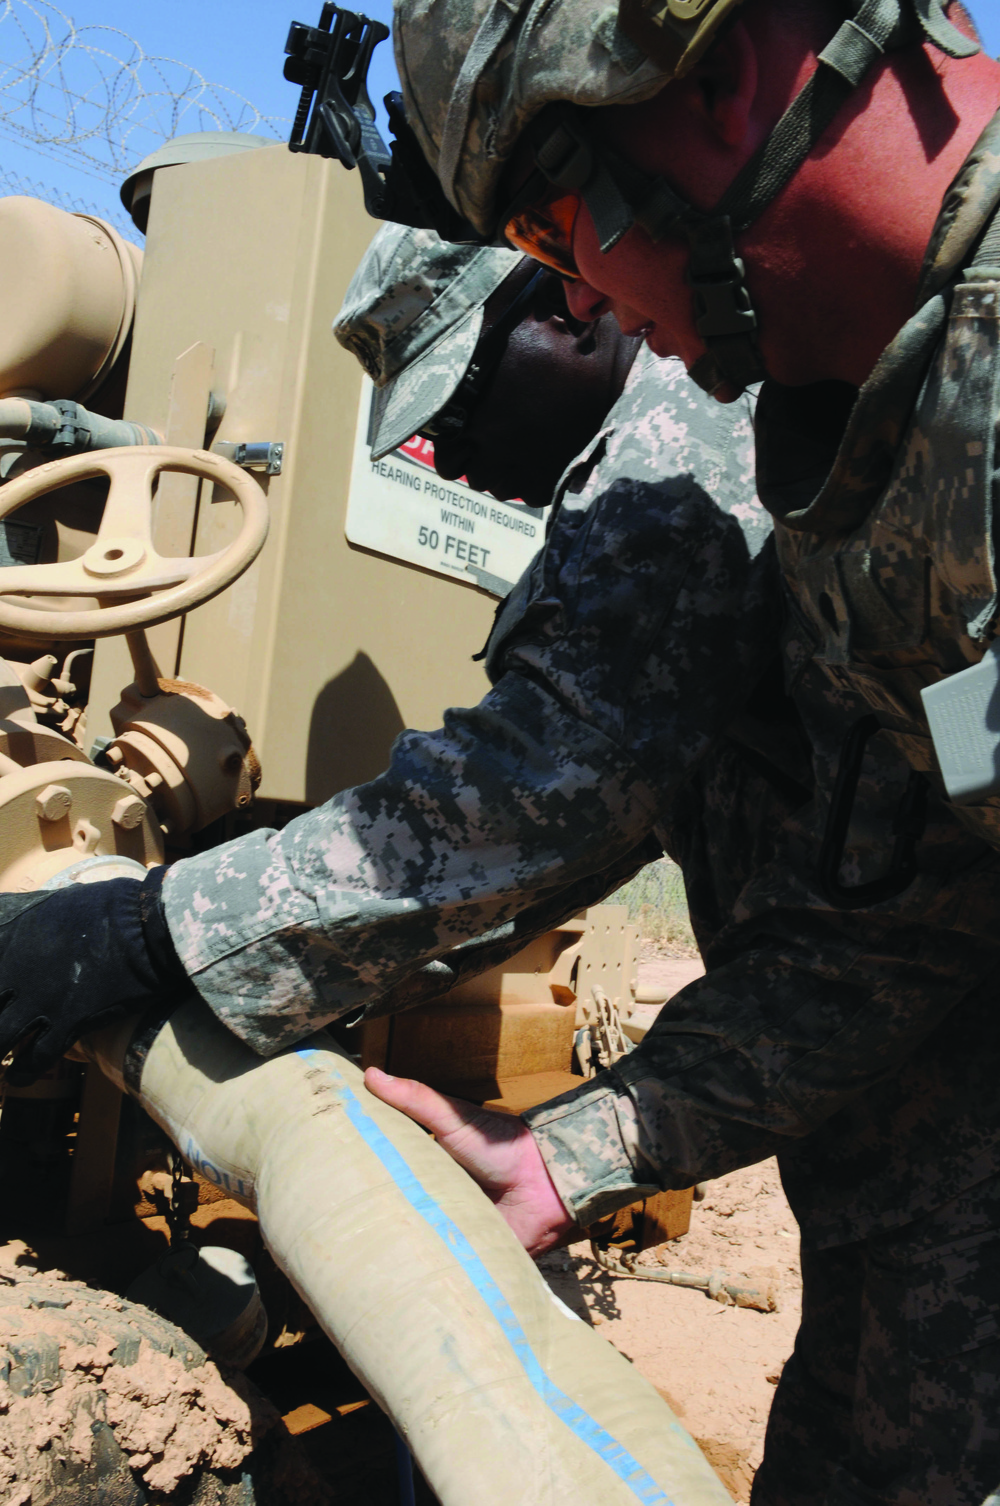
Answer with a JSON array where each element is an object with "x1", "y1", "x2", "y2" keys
[{"x1": 283, "y1": 3, "x2": 477, "y2": 239}]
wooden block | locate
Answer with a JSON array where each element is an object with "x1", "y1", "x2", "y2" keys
[
  {"x1": 65, "y1": 1064, "x2": 122, "y2": 1236},
  {"x1": 283, "y1": 1403, "x2": 333, "y2": 1436},
  {"x1": 642, "y1": 1187, "x2": 693, "y2": 1245},
  {"x1": 358, "y1": 903, "x2": 638, "y2": 1092},
  {"x1": 480, "y1": 1071, "x2": 583, "y2": 1116},
  {"x1": 384, "y1": 1001, "x2": 576, "y2": 1091},
  {"x1": 587, "y1": 1186, "x2": 694, "y2": 1253},
  {"x1": 360, "y1": 1015, "x2": 391, "y2": 1071},
  {"x1": 336, "y1": 1399, "x2": 371, "y2": 1418},
  {"x1": 438, "y1": 922, "x2": 586, "y2": 1008}
]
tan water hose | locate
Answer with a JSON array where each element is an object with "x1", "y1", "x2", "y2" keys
[{"x1": 86, "y1": 1000, "x2": 731, "y2": 1506}]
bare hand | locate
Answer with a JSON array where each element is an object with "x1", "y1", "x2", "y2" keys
[{"x1": 363, "y1": 1067, "x2": 576, "y2": 1256}]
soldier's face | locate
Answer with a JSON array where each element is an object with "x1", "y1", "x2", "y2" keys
[
  {"x1": 570, "y1": 209, "x2": 712, "y2": 380},
  {"x1": 499, "y1": 112, "x2": 739, "y2": 401},
  {"x1": 564, "y1": 97, "x2": 748, "y2": 401},
  {"x1": 500, "y1": 24, "x2": 778, "y2": 401},
  {"x1": 431, "y1": 265, "x2": 635, "y2": 506}
]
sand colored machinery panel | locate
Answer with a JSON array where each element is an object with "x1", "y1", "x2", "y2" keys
[{"x1": 88, "y1": 144, "x2": 497, "y2": 805}]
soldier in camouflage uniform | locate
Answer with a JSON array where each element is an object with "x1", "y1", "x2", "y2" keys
[
  {"x1": 356, "y1": 0, "x2": 1000, "y2": 1499},
  {"x1": 333, "y1": 220, "x2": 651, "y2": 509}
]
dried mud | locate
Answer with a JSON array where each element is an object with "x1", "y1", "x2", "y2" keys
[{"x1": 0, "y1": 1275, "x2": 280, "y2": 1501}]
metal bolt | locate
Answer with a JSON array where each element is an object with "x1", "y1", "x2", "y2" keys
[
  {"x1": 104, "y1": 744, "x2": 124, "y2": 767},
  {"x1": 35, "y1": 784, "x2": 72, "y2": 822},
  {"x1": 112, "y1": 795, "x2": 146, "y2": 831}
]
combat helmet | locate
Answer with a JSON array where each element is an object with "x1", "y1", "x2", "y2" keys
[{"x1": 393, "y1": 0, "x2": 980, "y2": 395}]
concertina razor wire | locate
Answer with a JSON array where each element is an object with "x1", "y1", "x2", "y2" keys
[{"x1": 0, "y1": 0, "x2": 286, "y2": 230}]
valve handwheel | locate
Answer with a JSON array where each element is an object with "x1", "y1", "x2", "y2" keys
[{"x1": 0, "y1": 446, "x2": 269, "y2": 638}]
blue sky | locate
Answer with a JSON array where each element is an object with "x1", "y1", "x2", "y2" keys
[
  {"x1": 0, "y1": 0, "x2": 397, "y2": 233},
  {"x1": 0, "y1": 0, "x2": 997, "y2": 237}
]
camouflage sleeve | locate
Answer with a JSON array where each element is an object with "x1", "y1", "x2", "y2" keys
[
  {"x1": 522, "y1": 1075, "x2": 663, "y2": 1224},
  {"x1": 162, "y1": 671, "x2": 660, "y2": 1055},
  {"x1": 163, "y1": 471, "x2": 776, "y2": 1055},
  {"x1": 361, "y1": 831, "x2": 663, "y2": 1020},
  {"x1": 488, "y1": 474, "x2": 778, "y2": 802},
  {"x1": 525, "y1": 870, "x2": 1000, "y2": 1225}
]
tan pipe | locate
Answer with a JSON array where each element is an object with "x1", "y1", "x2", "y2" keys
[
  {"x1": 86, "y1": 1000, "x2": 731, "y2": 1506},
  {"x1": 0, "y1": 397, "x2": 34, "y2": 440}
]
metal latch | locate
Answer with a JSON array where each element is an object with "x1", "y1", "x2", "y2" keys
[{"x1": 211, "y1": 440, "x2": 284, "y2": 475}]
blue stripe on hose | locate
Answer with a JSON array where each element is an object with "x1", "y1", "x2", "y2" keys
[{"x1": 297, "y1": 1048, "x2": 675, "y2": 1505}]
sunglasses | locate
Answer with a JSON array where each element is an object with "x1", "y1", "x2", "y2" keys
[
  {"x1": 505, "y1": 184, "x2": 582, "y2": 280},
  {"x1": 496, "y1": 107, "x2": 697, "y2": 283}
]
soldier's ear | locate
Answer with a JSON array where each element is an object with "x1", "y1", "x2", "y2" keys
[{"x1": 688, "y1": 17, "x2": 759, "y2": 151}]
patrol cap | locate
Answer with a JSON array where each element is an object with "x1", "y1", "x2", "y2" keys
[
  {"x1": 334, "y1": 222, "x2": 520, "y2": 460},
  {"x1": 393, "y1": 0, "x2": 742, "y2": 237}
]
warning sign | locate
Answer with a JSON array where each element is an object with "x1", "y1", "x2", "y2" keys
[{"x1": 345, "y1": 378, "x2": 549, "y2": 597}]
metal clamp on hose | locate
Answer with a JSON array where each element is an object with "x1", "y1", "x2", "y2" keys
[{"x1": 818, "y1": 713, "x2": 928, "y2": 909}]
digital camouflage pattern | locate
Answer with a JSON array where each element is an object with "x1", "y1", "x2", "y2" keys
[
  {"x1": 161, "y1": 348, "x2": 774, "y2": 1054},
  {"x1": 486, "y1": 343, "x2": 767, "y2": 678},
  {"x1": 524, "y1": 115, "x2": 1000, "y2": 1252},
  {"x1": 393, "y1": 0, "x2": 673, "y2": 236},
  {"x1": 552, "y1": 343, "x2": 768, "y2": 553},
  {"x1": 526, "y1": 747, "x2": 1000, "y2": 1243},
  {"x1": 333, "y1": 222, "x2": 519, "y2": 460},
  {"x1": 761, "y1": 111, "x2": 1000, "y2": 851},
  {"x1": 751, "y1": 1175, "x2": 1000, "y2": 1505}
]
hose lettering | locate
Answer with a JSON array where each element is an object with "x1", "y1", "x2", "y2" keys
[{"x1": 183, "y1": 1135, "x2": 252, "y2": 1201}]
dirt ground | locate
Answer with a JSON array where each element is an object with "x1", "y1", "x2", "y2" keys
[
  {"x1": 538, "y1": 952, "x2": 805, "y2": 1504},
  {"x1": 538, "y1": 1159, "x2": 802, "y2": 1502}
]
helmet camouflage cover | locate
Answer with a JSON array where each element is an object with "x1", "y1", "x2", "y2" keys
[
  {"x1": 394, "y1": 0, "x2": 979, "y2": 399},
  {"x1": 334, "y1": 221, "x2": 520, "y2": 460},
  {"x1": 393, "y1": 0, "x2": 980, "y2": 242},
  {"x1": 393, "y1": 0, "x2": 743, "y2": 237}
]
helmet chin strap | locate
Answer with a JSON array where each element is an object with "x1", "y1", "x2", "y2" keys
[{"x1": 571, "y1": 0, "x2": 981, "y2": 395}]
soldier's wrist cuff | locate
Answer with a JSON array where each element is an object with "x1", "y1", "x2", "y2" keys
[{"x1": 522, "y1": 1073, "x2": 661, "y2": 1226}]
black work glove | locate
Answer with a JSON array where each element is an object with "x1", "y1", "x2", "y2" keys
[{"x1": 0, "y1": 867, "x2": 188, "y2": 1083}]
